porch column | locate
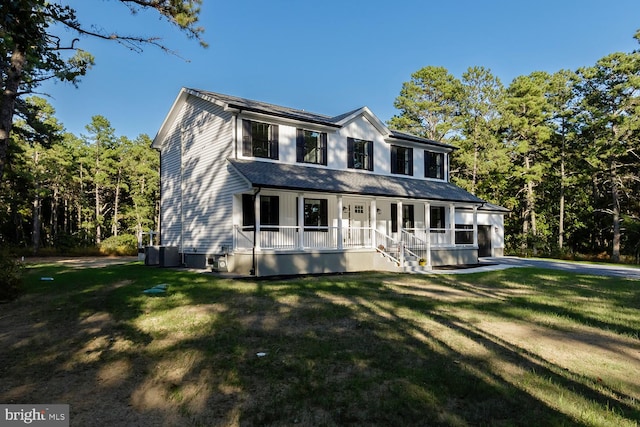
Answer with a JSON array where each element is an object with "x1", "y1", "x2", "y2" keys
[
  {"x1": 254, "y1": 193, "x2": 261, "y2": 250},
  {"x1": 424, "y1": 202, "x2": 431, "y2": 267},
  {"x1": 370, "y1": 199, "x2": 377, "y2": 248},
  {"x1": 297, "y1": 193, "x2": 304, "y2": 249},
  {"x1": 337, "y1": 196, "x2": 344, "y2": 250},
  {"x1": 397, "y1": 200, "x2": 404, "y2": 265},
  {"x1": 396, "y1": 200, "x2": 403, "y2": 235},
  {"x1": 473, "y1": 206, "x2": 479, "y2": 247},
  {"x1": 449, "y1": 203, "x2": 455, "y2": 245}
]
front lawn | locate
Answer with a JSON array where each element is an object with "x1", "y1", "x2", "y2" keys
[{"x1": 1, "y1": 262, "x2": 638, "y2": 426}]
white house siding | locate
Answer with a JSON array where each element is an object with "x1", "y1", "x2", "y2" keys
[
  {"x1": 158, "y1": 104, "x2": 187, "y2": 249},
  {"x1": 456, "y1": 209, "x2": 505, "y2": 256},
  {"x1": 179, "y1": 95, "x2": 249, "y2": 263},
  {"x1": 334, "y1": 116, "x2": 388, "y2": 172}
]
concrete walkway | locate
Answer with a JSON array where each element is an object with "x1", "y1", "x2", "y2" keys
[{"x1": 431, "y1": 256, "x2": 640, "y2": 279}]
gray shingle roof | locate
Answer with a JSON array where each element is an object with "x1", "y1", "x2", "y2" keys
[
  {"x1": 188, "y1": 89, "x2": 342, "y2": 127},
  {"x1": 228, "y1": 159, "x2": 486, "y2": 205},
  {"x1": 188, "y1": 88, "x2": 454, "y2": 148}
]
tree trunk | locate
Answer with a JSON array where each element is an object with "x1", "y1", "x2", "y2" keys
[
  {"x1": 95, "y1": 141, "x2": 102, "y2": 244},
  {"x1": 112, "y1": 166, "x2": 122, "y2": 236},
  {"x1": 0, "y1": 48, "x2": 26, "y2": 181},
  {"x1": 524, "y1": 155, "x2": 537, "y2": 255},
  {"x1": 611, "y1": 161, "x2": 621, "y2": 263},
  {"x1": 558, "y1": 121, "x2": 566, "y2": 250},
  {"x1": 31, "y1": 150, "x2": 41, "y2": 254}
]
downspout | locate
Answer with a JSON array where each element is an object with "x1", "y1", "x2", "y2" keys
[{"x1": 250, "y1": 187, "x2": 261, "y2": 276}]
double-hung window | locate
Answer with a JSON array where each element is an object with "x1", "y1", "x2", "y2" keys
[
  {"x1": 390, "y1": 145, "x2": 413, "y2": 175},
  {"x1": 391, "y1": 204, "x2": 414, "y2": 232},
  {"x1": 242, "y1": 119, "x2": 279, "y2": 159},
  {"x1": 430, "y1": 206, "x2": 445, "y2": 233},
  {"x1": 242, "y1": 194, "x2": 280, "y2": 231},
  {"x1": 425, "y1": 151, "x2": 445, "y2": 179},
  {"x1": 297, "y1": 129, "x2": 327, "y2": 165},
  {"x1": 297, "y1": 198, "x2": 328, "y2": 231},
  {"x1": 347, "y1": 137, "x2": 373, "y2": 170}
]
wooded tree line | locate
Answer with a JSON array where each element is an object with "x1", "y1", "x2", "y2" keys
[
  {"x1": 390, "y1": 35, "x2": 640, "y2": 262},
  {"x1": 0, "y1": 97, "x2": 159, "y2": 253}
]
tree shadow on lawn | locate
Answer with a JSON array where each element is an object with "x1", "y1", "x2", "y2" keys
[{"x1": 0, "y1": 264, "x2": 638, "y2": 426}]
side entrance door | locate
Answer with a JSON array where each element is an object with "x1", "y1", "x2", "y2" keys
[{"x1": 478, "y1": 225, "x2": 492, "y2": 257}]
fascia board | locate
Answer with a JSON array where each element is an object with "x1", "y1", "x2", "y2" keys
[{"x1": 152, "y1": 87, "x2": 190, "y2": 149}]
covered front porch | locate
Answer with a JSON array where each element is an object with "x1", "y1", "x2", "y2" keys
[{"x1": 232, "y1": 190, "x2": 482, "y2": 273}]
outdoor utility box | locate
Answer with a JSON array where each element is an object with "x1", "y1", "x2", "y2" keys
[
  {"x1": 159, "y1": 246, "x2": 180, "y2": 267},
  {"x1": 144, "y1": 246, "x2": 160, "y2": 265},
  {"x1": 209, "y1": 254, "x2": 229, "y2": 272}
]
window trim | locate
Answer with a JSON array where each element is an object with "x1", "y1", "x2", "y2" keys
[
  {"x1": 242, "y1": 119, "x2": 279, "y2": 160},
  {"x1": 296, "y1": 128, "x2": 327, "y2": 165},
  {"x1": 390, "y1": 145, "x2": 413, "y2": 176},
  {"x1": 347, "y1": 137, "x2": 374, "y2": 171},
  {"x1": 242, "y1": 194, "x2": 280, "y2": 232},
  {"x1": 297, "y1": 197, "x2": 329, "y2": 231},
  {"x1": 425, "y1": 151, "x2": 445, "y2": 180}
]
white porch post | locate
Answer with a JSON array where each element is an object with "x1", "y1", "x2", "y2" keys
[
  {"x1": 424, "y1": 202, "x2": 431, "y2": 267},
  {"x1": 397, "y1": 200, "x2": 404, "y2": 265},
  {"x1": 337, "y1": 195, "x2": 344, "y2": 250},
  {"x1": 473, "y1": 206, "x2": 479, "y2": 247},
  {"x1": 254, "y1": 193, "x2": 261, "y2": 250},
  {"x1": 449, "y1": 203, "x2": 455, "y2": 245},
  {"x1": 297, "y1": 193, "x2": 304, "y2": 249},
  {"x1": 371, "y1": 199, "x2": 377, "y2": 248}
]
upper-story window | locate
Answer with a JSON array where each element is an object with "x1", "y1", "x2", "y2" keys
[
  {"x1": 425, "y1": 151, "x2": 445, "y2": 180},
  {"x1": 390, "y1": 145, "x2": 413, "y2": 176},
  {"x1": 242, "y1": 119, "x2": 279, "y2": 159},
  {"x1": 297, "y1": 129, "x2": 327, "y2": 165},
  {"x1": 347, "y1": 137, "x2": 373, "y2": 171}
]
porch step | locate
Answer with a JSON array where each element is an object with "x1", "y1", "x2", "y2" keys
[{"x1": 403, "y1": 265, "x2": 433, "y2": 274}]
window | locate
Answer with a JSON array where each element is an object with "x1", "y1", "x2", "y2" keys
[
  {"x1": 455, "y1": 224, "x2": 474, "y2": 244},
  {"x1": 347, "y1": 137, "x2": 373, "y2": 171},
  {"x1": 297, "y1": 129, "x2": 327, "y2": 165},
  {"x1": 242, "y1": 119, "x2": 279, "y2": 159},
  {"x1": 430, "y1": 206, "x2": 445, "y2": 232},
  {"x1": 425, "y1": 151, "x2": 445, "y2": 179},
  {"x1": 297, "y1": 198, "x2": 328, "y2": 231},
  {"x1": 391, "y1": 145, "x2": 413, "y2": 175},
  {"x1": 391, "y1": 204, "x2": 414, "y2": 232},
  {"x1": 242, "y1": 194, "x2": 280, "y2": 231},
  {"x1": 354, "y1": 205, "x2": 364, "y2": 214}
]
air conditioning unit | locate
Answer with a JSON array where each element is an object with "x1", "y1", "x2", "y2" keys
[{"x1": 209, "y1": 254, "x2": 228, "y2": 272}]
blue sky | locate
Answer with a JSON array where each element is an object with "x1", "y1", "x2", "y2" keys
[{"x1": 41, "y1": 0, "x2": 640, "y2": 140}]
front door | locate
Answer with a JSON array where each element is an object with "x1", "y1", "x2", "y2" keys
[
  {"x1": 345, "y1": 203, "x2": 368, "y2": 246},
  {"x1": 478, "y1": 225, "x2": 492, "y2": 257}
]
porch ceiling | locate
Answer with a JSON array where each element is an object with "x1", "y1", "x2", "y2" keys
[{"x1": 228, "y1": 159, "x2": 485, "y2": 205}]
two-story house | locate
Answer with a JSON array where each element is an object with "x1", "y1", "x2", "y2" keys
[{"x1": 151, "y1": 88, "x2": 506, "y2": 276}]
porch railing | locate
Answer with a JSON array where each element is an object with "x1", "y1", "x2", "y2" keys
[
  {"x1": 400, "y1": 230, "x2": 429, "y2": 260},
  {"x1": 234, "y1": 225, "x2": 372, "y2": 250},
  {"x1": 234, "y1": 225, "x2": 475, "y2": 251}
]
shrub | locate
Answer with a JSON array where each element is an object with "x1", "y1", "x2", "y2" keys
[
  {"x1": 99, "y1": 234, "x2": 138, "y2": 256},
  {"x1": 0, "y1": 252, "x2": 24, "y2": 302}
]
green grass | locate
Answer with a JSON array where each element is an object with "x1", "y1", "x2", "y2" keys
[{"x1": 1, "y1": 261, "x2": 639, "y2": 426}]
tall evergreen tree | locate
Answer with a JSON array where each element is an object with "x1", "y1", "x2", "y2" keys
[
  {"x1": 388, "y1": 66, "x2": 463, "y2": 141},
  {"x1": 0, "y1": 0, "x2": 206, "y2": 181},
  {"x1": 453, "y1": 66, "x2": 509, "y2": 201},
  {"x1": 577, "y1": 50, "x2": 640, "y2": 262},
  {"x1": 502, "y1": 72, "x2": 553, "y2": 254}
]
